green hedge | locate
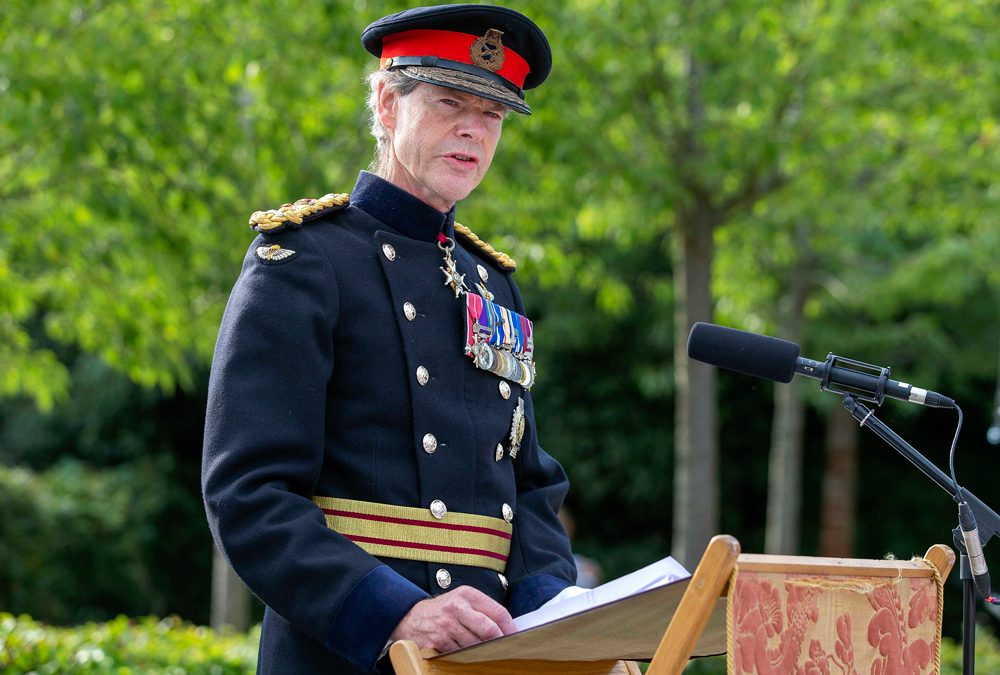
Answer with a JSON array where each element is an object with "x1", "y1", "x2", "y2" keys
[
  {"x1": 0, "y1": 614, "x2": 258, "y2": 674},
  {"x1": 3, "y1": 612, "x2": 998, "y2": 673}
]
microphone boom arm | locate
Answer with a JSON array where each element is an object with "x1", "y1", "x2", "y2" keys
[{"x1": 841, "y1": 395, "x2": 1000, "y2": 550}]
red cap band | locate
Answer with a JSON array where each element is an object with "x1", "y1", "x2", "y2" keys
[{"x1": 380, "y1": 29, "x2": 530, "y2": 89}]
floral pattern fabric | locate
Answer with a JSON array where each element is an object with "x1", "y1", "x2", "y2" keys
[{"x1": 728, "y1": 569, "x2": 941, "y2": 675}]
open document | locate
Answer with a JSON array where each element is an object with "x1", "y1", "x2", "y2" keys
[
  {"x1": 434, "y1": 555, "x2": 728, "y2": 664},
  {"x1": 513, "y1": 556, "x2": 690, "y2": 631}
]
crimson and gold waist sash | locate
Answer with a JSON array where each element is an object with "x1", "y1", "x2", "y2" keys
[{"x1": 313, "y1": 496, "x2": 512, "y2": 573}]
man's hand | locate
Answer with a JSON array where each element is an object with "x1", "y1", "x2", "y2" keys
[{"x1": 390, "y1": 585, "x2": 517, "y2": 652}]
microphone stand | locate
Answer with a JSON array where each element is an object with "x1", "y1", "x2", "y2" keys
[{"x1": 841, "y1": 394, "x2": 1000, "y2": 675}]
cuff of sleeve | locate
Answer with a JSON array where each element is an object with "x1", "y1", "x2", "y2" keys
[
  {"x1": 324, "y1": 565, "x2": 429, "y2": 673},
  {"x1": 508, "y1": 573, "x2": 573, "y2": 618}
]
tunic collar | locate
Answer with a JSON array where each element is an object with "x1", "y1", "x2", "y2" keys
[{"x1": 351, "y1": 171, "x2": 456, "y2": 243}]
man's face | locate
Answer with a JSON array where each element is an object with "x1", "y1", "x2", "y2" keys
[{"x1": 378, "y1": 81, "x2": 506, "y2": 211}]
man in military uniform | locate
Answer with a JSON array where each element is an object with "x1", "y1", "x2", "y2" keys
[{"x1": 202, "y1": 4, "x2": 577, "y2": 673}]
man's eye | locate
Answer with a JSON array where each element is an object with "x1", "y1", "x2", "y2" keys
[{"x1": 441, "y1": 99, "x2": 458, "y2": 106}]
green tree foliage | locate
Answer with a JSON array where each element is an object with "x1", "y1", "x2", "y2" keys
[
  {"x1": 0, "y1": 0, "x2": 374, "y2": 408},
  {"x1": 715, "y1": 0, "x2": 1000, "y2": 378}
]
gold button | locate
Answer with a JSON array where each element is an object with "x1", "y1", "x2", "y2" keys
[
  {"x1": 430, "y1": 500, "x2": 447, "y2": 519},
  {"x1": 495, "y1": 444, "x2": 504, "y2": 462},
  {"x1": 382, "y1": 243, "x2": 396, "y2": 261},
  {"x1": 436, "y1": 568, "x2": 452, "y2": 589},
  {"x1": 422, "y1": 433, "x2": 438, "y2": 454},
  {"x1": 498, "y1": 573, "x2": 508, "y2": 591},
  {"x1": 416, "y1": 366, "x2": 430, "y2": 385},
  {"x1": 477, "y1": 264, "x2": 489, "y2": 282},
  {"x1": 498, "y1": 380, "x2": 511, "y2": 400},
  {"x1": 501, "y1": 503, "x2": 514, "y2": 523},
  {"x1": 403, "y1": 302, "x2": 416, "y2": 321}
]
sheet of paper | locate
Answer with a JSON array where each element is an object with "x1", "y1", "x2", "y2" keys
[{"x1": 512, "y1": 556, "x2": 690, "y2": 631}]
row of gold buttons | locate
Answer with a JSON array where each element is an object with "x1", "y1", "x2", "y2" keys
[{"x1": 387, "y1": 240, "x2": 513, "y2": 593}]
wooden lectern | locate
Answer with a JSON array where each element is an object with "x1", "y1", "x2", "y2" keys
[{"x1": 390, "y1": 535, "x2": 954, "y2": 675}]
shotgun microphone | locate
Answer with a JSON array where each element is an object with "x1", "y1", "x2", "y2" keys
[{"x1": 686, "y1": 322, "x2": 955, "y2": 409}]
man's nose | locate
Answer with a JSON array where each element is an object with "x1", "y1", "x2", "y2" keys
[{"x1": 456, "y1": 111, "x2": 486, "y2": 140}]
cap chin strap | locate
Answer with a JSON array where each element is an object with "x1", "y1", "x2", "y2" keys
[{"x1": 386, "y1": 55, "x2": 525, "y2": 99}]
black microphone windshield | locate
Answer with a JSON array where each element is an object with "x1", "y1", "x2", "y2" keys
[{"x1": 687, "y1": 322, "x2": 800, "y2": 384}]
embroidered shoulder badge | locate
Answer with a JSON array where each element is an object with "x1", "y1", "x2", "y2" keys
[
  {"x1": 249, "y1": 192, "x2": 349, "y2": 235},
  {"x1": 455, "y1": 222, "x2": 517, "y2": 271},
  {"x1": 255, "y1": 244, "x2": 298, "y2": 264}
]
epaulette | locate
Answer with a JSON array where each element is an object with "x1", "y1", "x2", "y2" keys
[
  {"x1": 249, "y1": 193, "x2": 350, "y2": 234},
  {"x1": 455, "y1": 222, "x2": 517, "y2": 272}
]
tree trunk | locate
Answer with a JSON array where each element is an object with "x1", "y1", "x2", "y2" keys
[
  {"x1": 766, "y1": 376, "x2": 805, "y2": 554},
  {"x1": 672, "y1": 207, "x2": 718, "y2": 568},
  {"x1": 211, "y1": 544, "x2": 251, "y2": 631},
  {"x1": 765, "y1": 222, "x2": 811, "y2": 554},
  {"x1": 818, "y1": 406, "x2": 859, "y2": 557}
]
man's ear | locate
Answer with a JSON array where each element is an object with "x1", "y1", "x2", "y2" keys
[{"x1": 376, "y1": 80, "x2": 398, "y2": 132}]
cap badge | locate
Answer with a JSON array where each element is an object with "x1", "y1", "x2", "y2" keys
[{"x1": 471, "y1": 29, "x2": 506, "y2": 72}]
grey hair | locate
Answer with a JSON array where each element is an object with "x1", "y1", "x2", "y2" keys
[{"x1": 366, "y1": 69, "x2": 422, "y2": 176}]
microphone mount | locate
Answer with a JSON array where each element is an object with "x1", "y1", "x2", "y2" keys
[{"x1": 816, "y1": 354, "x2": 891, "y2": 406}]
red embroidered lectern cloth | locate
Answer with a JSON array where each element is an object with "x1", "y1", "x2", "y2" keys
[{"x1": 727, "y1": 566, "x2": 943, "y2": 675}]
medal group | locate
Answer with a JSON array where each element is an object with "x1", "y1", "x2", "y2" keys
[{"x1": 437, "y1": 233, "x2": 534, "y2": 460}]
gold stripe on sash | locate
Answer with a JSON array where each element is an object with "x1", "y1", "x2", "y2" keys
[{"x1": 313, "y1": 496, "x2": 512, "y2": 573}]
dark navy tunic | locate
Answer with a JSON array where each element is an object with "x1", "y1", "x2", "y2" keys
[{"x1": 202, "y1": 171, "x2": 576, "y2": 674}]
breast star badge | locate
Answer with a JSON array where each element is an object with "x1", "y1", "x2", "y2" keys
[{"x1": 509, "y1": 397, "x2": 525, "y2": 459}]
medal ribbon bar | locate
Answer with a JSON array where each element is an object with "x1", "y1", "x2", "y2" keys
[{"x1": 464, "y1": 292, "x2": 536, "y2": 389}]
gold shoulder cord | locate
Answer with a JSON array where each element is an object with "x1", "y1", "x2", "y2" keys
[
  {"x1": 454, "y1": 222, "x2": 517, "y2": 271},
  {"x1": 249, "y1": 193, "x2": 350, "y2": 233}
]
